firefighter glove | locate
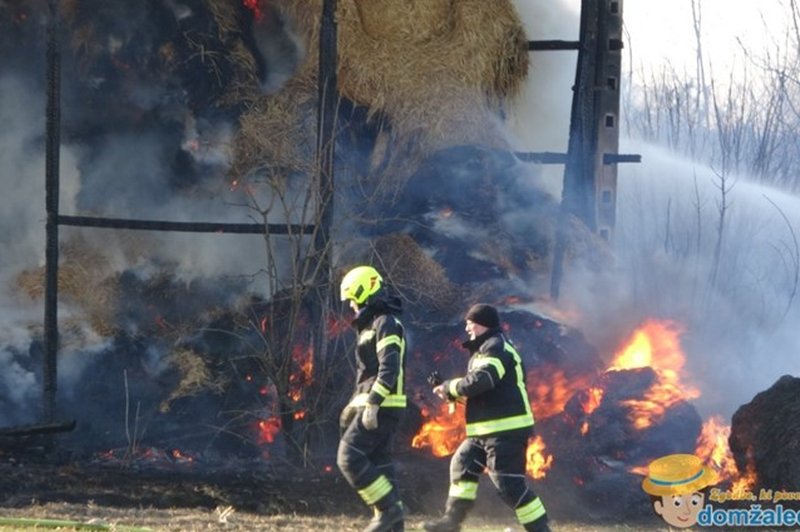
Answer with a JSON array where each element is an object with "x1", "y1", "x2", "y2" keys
[
  {"x1": 362, "y1": 404, "x2": 379, "y2": 430},
  {"x1": 339, "y1": 404, "x2": 357, "y2": 429}
]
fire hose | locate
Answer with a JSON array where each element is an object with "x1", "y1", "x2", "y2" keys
[{"x1": 0, "y1": 517, "x2": 152, "y2": 531}]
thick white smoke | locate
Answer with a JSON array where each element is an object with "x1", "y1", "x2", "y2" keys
[{"x1": 510, "y1": 1, "x2": 800, "y2": 420}]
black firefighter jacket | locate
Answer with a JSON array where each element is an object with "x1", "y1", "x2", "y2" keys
[
  {"x1": 443, "y1": 327, "x2": 534, "y2": 437},
  {"x1": 346, "y1": 296, "x2": 407, "y2": 410}
]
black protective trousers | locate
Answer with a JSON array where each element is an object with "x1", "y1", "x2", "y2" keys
[
  {"x1": 449, "y1": 428, "x2": 548, "y2": 529},
  {"x1": 337, "y1": 408, "x2": 402, "y2": 511}
]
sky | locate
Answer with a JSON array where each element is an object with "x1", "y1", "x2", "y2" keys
[{"x1": 622, "y1": 0, "x2": 790, "y2": 77}]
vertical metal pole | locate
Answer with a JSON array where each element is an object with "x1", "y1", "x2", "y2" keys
[{"x1": 43, "y1": 0, "x2": 62, "y2": 422}]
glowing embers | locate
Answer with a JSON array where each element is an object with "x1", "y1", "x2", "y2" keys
[
  {"x1": 256, "y1": 416, "x2": 281, "y2": 444},
  {"x1": 242, "y1": 0, "x2": 264, "y2": 21},
  {"x1": 93, "y1": 446, "x2": 198, "y2": 468}
]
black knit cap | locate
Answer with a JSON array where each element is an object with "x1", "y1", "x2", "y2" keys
[{"x1": 464, "y1": 303, "x2": 500, "y2": 329}]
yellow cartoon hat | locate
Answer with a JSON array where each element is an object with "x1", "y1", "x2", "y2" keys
[{"x1": 642, "y1": 454, "x2": 718, "y2": 496}]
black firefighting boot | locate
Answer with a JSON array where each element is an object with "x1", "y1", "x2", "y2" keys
[
  {"x1": 390, "y1": 502, "x2": 405, "y2": 531},
  {"x1": 422, "y1": 498, "x2": 473, "y2": 532},
  {"x1": 523, "y1": 516, "x2": 552, "y2": 532},
  {"x1": 363, "y1": 500, "x2": 404, "y2": 532}
]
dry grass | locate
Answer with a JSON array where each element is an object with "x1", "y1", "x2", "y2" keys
[
  {"x1": 368, "y1": 233, "x2": 461, "y2": 313},
  {"x1": 0, "y1": 503, "x2": 674, "y2": 532}
]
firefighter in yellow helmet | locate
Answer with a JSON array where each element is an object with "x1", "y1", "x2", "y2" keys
[
  {"x1": 424, "y1": 304, "x2": 550, "y2": 532},
  {"x1": 337, "y1": 265, "x2": 407, "y2": 532}
]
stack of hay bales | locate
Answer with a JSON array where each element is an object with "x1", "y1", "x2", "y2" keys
[{"x1": 231, "y1": 0, "x2": 529, "y2": 182}]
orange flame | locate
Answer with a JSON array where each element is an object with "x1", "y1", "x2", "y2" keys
[
  {"x1": 288, "y1": 344, "x2": 314, "y2": 402},
  {"x1": 576, "y1": 387, "x2": 604, "y2": 435},
  {"x1": 528, "y1": 365, "x2": 593, "y2": 419},
  {"x1": 730, "y1": 463, "x2": 758, "y2": 494},
  {"x1": 581, "y1": 387, "x2": 604, "y2": 415},
  {"x1": 623, "y1": 382, "x2": 688, "y2": 430},
  {"x1": 695, "y1": 416, "x2": 758, "y2": 490},
  {"x1": 411, "y1": 403, "x2": 465, "y2": 457},
  {"x1": 609, "y1": 320, "x2": 700, "y2": 429},
  {"x1": 526, "y1": 435, "x2": 553, "y2": 479}
]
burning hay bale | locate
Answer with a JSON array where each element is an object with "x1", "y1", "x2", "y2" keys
[
  {"x1": 233, "y1": 0, "x2": 530, "y2": 181},
  {"x1": 729, "y1": 375, "x2": 800, "y2": 491},
  {"x1": 535, "y1": 366, "x2": 704, "y2": 520}
]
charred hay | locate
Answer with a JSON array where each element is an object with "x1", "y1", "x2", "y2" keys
[{"x1": 729, "y1": 374, "x2": 800, "y2": 490}]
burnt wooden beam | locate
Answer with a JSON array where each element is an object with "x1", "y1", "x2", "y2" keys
[
  {"x1": 603, "y1": 153, "x2": 641, "y2": 164},
  {"x1": 56, "y1": 215, "x2": 315, "y2": 235},
  {"x1": 528, "y1": 40, "x2": 580, "y2": 51},
  {"x1": 515, "y1": 152, "x2": 641, "y2": 165},
  {"x1": 514, "y1": 151, "x2": 568, "y2": 164},
  {"x1": 0, "y1": 420, "x2": 76, "y2": 437}
]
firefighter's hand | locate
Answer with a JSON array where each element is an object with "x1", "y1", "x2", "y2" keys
[
  {"x1": 339, "y1": 405, "x2": 357, "y2": 429},
  {"x1": 361, "y1": 404, "x2": 379, "y2": 430},
  {"x1": 433, "y1": 384, "x2": 448, "y2": 401}
]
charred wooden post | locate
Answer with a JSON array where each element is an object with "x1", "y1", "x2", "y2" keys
[
  {"x1": 303, "y1": 0, "x2": 338, "y2": 463},
  {"x1": 43, "y1": 0, "x2": 62, "y2": 423},
  {"x1": 550, "y1": 0, "x2": 624, "y2": 299},
  {"x1": 594, "y1": 0, "x2": 624, "y2": 242}
]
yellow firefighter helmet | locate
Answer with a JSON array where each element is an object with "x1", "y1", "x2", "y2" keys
[{"x1": 340, "y1": 265, "x2": 383, "y2": 305}]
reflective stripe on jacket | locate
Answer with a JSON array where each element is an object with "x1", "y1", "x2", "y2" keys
[{"x1": 348, "y1": 312, "x2": 407, "y2": 409}]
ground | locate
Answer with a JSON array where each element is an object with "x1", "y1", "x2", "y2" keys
[{"x1": 0, "y1": 456, "x2": 676, "y2": 532}]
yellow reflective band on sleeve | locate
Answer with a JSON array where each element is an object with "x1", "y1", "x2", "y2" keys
[
  {"x1": 505, "y1": 341, "x2": 535, "y2": 423},
  {"x1": 358, "y1": 475, "x2": 393, "y2": 506},
  {"x1": 348, "y1": 393, "x2": 407, "y2": 408},
  {"x1": 371, "y1": 381, "x2": 391, "y2": 398},
  {"x1": 465, "y1": 413, "x2": 534, "y2": 437},
  {"x1": 472, "y1": 356, "x2": 506, "y2": 380},
  {"x1": 448, "y1": 480, "x2": 479, "y2": 500},
  {"x1": 516, "y1": 497, "x2": 546, "y2": 524},
  {"x1": 448, "y1": 378, "x2": 462, "y2": 398},
  {"x1": 380, "y1": 395, "x2": 406, "y2": 407},
  {"x1": 376, "y1": 335, "x2": 402, "y2": 352}
]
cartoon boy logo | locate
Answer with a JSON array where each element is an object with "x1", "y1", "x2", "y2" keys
[{"x1": 642, "y1": 453, "x2": 718, "y2": 529}]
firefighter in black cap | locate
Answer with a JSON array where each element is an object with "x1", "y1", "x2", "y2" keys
[
  {"x1": 424, "y1": 303, "x2": 550, "y2": 532},
  {"x1": 337, "y1": 265, "x2": 407, "y2": 532}
]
